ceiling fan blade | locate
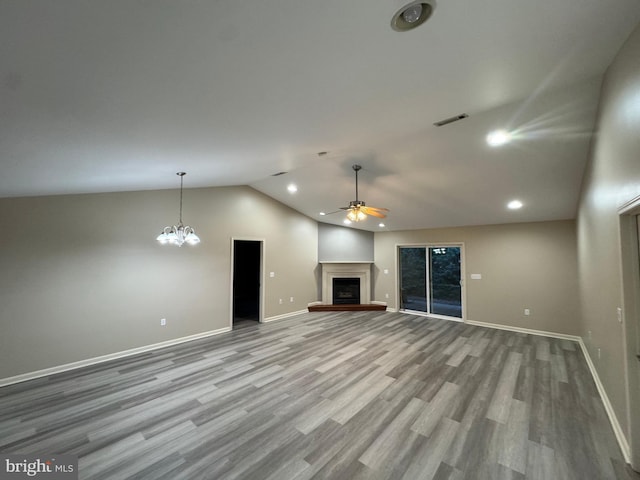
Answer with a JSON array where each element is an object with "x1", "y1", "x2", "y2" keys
[
  {"x1": 364, "y1": 206, "x2": 389, "y2": 213},
  {"x1": 362, "y1": 206, "x2": 389, "y2": 213},
  {"x1": 361, "y1": 207, "x2": 387, "y2": 218}
]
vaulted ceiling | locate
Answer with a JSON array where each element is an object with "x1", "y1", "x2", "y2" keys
[{"x1": 2, "y1": 0, "x2": 640, "y2": 231}]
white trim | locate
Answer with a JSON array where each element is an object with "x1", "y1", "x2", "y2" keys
[
  {"x1": 465, "y1": 319, "x2": 581, "y2": 341},
  {"x1": 319, "y1": 261, "x2": 374, "y2": 264},
  {"x1": 401, "y1": 309, "x2": 464, "y2": 323},
  {"x1": 321, "y1": 263, "x2": 372, "y2": 305},
  {"x1": 618, "y1": 194, "x2": 640, "y2": 215},
  {"x1": 578, "y1": 338, "x2": 631, "y2": 464},
  {"x1": 263, "y1": 309, "x2": 308, "y2": 323},
  {"x1": 0, "y1": 327, "x2": 232, "y2": 388}
]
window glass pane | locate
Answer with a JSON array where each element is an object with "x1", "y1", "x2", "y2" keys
[
  {"x1": 399, "y1": 247, "x2": 427, "y2": 312},
  {"x1": 429, "y1": 247, "x2": 462, "y2": 318}
]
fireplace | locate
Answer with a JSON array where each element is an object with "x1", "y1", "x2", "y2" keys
[
  {"x1": 320, "y1": 262, "x2": 371, "y2": 305},
  {"x1": 332, "y1": 277, "x2": 361, "y2": 305}
]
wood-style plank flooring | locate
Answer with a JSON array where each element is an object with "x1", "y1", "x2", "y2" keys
[{"x1": 1, "y1": 311, "x2": 638, "y2": 480}]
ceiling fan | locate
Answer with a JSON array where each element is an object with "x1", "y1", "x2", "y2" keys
[{"x1": 339, "y1": 164, "x2": 389, "y2": 222}]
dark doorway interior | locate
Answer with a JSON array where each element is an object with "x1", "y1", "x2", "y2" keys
[
  {"x1": 233, "y1": 240, "x2": 261, "y2": 326},
  {"x1": 332, "y1": 277, "x2": 361, "y2": 305}
]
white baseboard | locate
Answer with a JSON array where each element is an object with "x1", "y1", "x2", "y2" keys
[
  {"x1": 577, "y1": 338, "x2": 631, "y2": 464},
  {"x1": 465, "y1": 319, "x2": 581, "y2": 341},
  {"x1": 263, "y1": 309, "x2": 308, "y2": 323},
  {"x1": 0, "y1": 326, "x2": 232, "y2": 388}
]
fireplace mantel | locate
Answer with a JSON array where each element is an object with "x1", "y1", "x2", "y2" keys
[{"x1": 321, "y1": 262, "x2": 372, "y2": 305}]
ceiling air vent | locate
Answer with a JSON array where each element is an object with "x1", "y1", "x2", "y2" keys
[{"x1": 434, "y1": 113, "x2": 469, "y2": 127}]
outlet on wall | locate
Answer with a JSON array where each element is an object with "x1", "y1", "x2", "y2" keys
[
  {"x1": 160, "y1": 318, "x2": 166, "y2": 326},
  {"x1": 524, "y1": 308, "x2": 531, "y2": 316},
  {"x1": 290, "y1": 297, "x2": 294, "y2": 303},
  {"x1": 279, "y1": 298, "x2": 283, "y2": 304}
]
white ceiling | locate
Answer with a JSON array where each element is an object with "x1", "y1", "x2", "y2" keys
[{"x1": 2, "y1": 0, "x2": 639, "y2": 231}]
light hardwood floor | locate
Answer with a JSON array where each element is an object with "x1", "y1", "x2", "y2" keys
[{"x1": 1, "y1": 311, "x2": 639, "y2": 480}]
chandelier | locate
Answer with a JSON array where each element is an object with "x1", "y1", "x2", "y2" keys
[{"x1": 156, "y1": 172, "x2": 201, "y2": 247}]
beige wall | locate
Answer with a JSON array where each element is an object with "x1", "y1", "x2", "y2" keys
[
  {"x1": 374, "y1": 220, "x2": 580, "y2": 335},
  {"x1": 577, "y1": 21, "x2": 640, "y2": 460},
  {"x1": 0, "y1": 186, "x2": 318, "y2": 379}
]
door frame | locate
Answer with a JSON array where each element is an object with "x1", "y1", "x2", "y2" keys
[
  {"x1": 618, "y1": 196, "x2": 640, "y2": 469},
  {"x1": 230, "y1": 237, "x2": 265, "y2": 327},
  {"x1": 396, "y1": 242, "x2": 466, "y2": 321}
]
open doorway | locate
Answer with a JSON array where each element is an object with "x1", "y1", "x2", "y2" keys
[
  {"x1": 619, "y1": 199, "x2": 640, "y2": 470},
  {"x1": 232, "y1": 239, "x2": 263, "y2": 329}
]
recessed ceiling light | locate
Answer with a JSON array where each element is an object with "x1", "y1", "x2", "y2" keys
[
  {"x1": 287, "y1": 184, "x2": 297, "y2": 193},
  {"x1": 319, "y1": 212, "x2": 326, "y2": 216},
  {"x1": 487, "y1": 129, "x2": 512, "y2": 147},
  {"x1": 391, "y1": 1, "x2": 435, "y2": 32},
  {"x1": 507, "y1": 200, "x2": 523, "y2": 210},
  {"x1": 343, "y1": 219, "x2": 352, "y2": 225},
  {"x1": 378, "y1": 223, "x2": 386, "y2": 228}
]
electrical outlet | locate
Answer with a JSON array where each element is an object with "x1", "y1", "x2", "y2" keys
[
  {"x1": 160, "y1": 318, "x2": 166, "y2": 326},
  {"x1": 617, "y1": 307, "x2": 623, "y2": 323},
  {"x1": 588, "y1": 330, "x2": 592, "y2": 339},
  {"x1": 385, "y1": 293, "x2": 389, "y2": 298},
  {"x1": 290, "y1": 297, "x2": 294, "y2": 303},
  {"x1": 270, "y1": 272, "x2": 275, "y2": 278},
  {"x1": 598, "y1": 348, "x2": 601, "y2": 359},
  {"x1": 279, "y1": 298, "x2": 283, "y2": 304},
  {"x1": 524, "y1": 308, "x2": 530, "y2": 316}
]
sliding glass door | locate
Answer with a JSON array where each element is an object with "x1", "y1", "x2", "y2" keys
[{"x1": 399, "y1": 245, "x2": 462, "y2": 319}]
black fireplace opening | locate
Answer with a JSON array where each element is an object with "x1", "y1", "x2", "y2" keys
[{"x1": 332, "y1": 277, "x2": 361, "y2": 305}]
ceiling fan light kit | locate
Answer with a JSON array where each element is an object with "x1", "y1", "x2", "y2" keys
[
  {"x1": 156, "y1": 172, "x2": 201, "y2": 247},
  {"x1": 391, "y1": 0, "x2": 436, "y2": 32}
]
